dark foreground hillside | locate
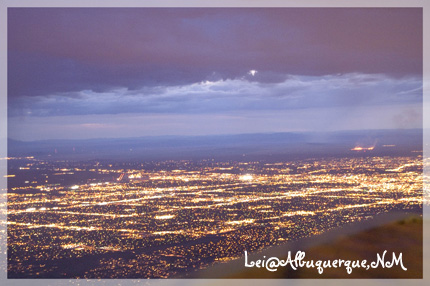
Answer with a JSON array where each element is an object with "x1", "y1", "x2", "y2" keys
[
  {"x1": 281, "y1": 216, "x2": 423, "y2": 278},
  {"x1": 188, "y1": 213, "x2": 423, "y2": 278}
]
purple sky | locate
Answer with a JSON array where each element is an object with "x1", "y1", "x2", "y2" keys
[{"x1": 8, "y1": 8, "x2": 422, "y2": 141}]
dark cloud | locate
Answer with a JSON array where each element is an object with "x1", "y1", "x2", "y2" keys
[
  {"x1": 8, "y1": 73, "x2": 422, "y2": 117},
  {"x1": 8, "y1": 8, "x2": 422, "y2": 98},
  {"x1": 7, "y1": 8, "x2": 423, "y2": 140}
]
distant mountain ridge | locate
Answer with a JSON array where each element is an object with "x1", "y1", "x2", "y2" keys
[{"x1": 8, "y1": 129, "x2": 423, "y2": 161}]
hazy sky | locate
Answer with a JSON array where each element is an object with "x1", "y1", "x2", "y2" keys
[{"x1": 8, "y1": 8, "x2": 422, "y2": 141}]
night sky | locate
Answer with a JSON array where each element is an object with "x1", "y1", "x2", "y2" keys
[{"x1": 7, "y1": 8, "x2": 422, "y2": 141}]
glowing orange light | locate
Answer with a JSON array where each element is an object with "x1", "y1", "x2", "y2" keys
[{"x1": 351, "y1": 146, "x2": 375, "y2": 151}]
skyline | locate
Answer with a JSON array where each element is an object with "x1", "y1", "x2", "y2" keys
[{"x1": 8, "y1": 8, "x2": 423, "y2": 141}]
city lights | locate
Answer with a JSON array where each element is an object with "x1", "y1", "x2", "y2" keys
[{"x1": 7, "y1": 155, "x2": 423, "y2": 278}]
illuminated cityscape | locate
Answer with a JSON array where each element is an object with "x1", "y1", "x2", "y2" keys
[{"x1": 7, "y1": 154, "x2": 422, "y2": 278}]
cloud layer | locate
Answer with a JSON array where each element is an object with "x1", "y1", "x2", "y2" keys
[
  {"x1": 8, "y1": 8, "x2": 422, "y2": 98},
  {"x1": 9, "y1": 73, "x2": 422, "y2": 117},
  {"x1": 7, "y1": 8, "x2": 423, "y2": 140}
]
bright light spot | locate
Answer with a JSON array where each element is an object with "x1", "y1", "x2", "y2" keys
[
  {"x1": 153, "y1": 230, "x2": 183, "y2": 235},
  {"x1": 248, "y1": 70, "x2": 258, "y2": 76},
  {"x1": 282, "y1": 210, "x2": 316, "y2": 217},
  {"x1": 201, "y1": 80, "x2": 215, "y2": 85},
  {"x1": 62, "y1": 243, "x2": 83, "y2": 249},
  {"x1": 128, "y1": 174, "x2": 140, "y2": 179},
  {"x1": 70, "y1": 185, "x2": 79, "y2": 190},
  {"x1": 155, "y1": 214, "x2": 175, "y2": 220},
  {"x1": 226, "y1": 219, "x2": 255, "y2": 225},
  {"x1": 240, "y1": 174, "x2": 253, "y2": 181},
  {"x1": 25, "y1": 208, "x2": 36, "y2": 212},
  {"x1": 351, "y1": 146, "x2": 375, "y2": 151}
]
